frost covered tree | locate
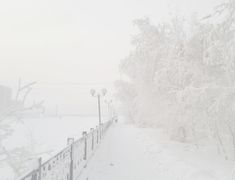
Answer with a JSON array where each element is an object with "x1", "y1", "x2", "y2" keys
[
  {"x1": 117, "y1": 0, "x2": 235, "y2": 159},
  {"x1": 0, "y1": 80, "x2": 44, "y2": 178}
]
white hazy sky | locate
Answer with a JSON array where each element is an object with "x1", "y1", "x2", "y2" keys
[{"x1": 0, "y1": 0, "x2": 224, "y2": 114}]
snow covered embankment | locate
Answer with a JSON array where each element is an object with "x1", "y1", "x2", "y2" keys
[{"x1": 79, "y1": 123, "x2": 235, "y2": 180}]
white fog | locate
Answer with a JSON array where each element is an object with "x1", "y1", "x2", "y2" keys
[{"x1": 1, "y1": 0, "x2": 235, "y2": 180}]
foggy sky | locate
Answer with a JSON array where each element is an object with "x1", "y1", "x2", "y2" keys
[{"x1": 0, "y1": 0, "x2": 224, "y2": 114}]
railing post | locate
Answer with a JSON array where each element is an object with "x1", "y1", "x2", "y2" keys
[
  {"x1": 90, "y1": 128, "x2": 94, "y2": 151},
  {"x1": 82, "y1": 131, "x2": 87, "y2": 160},
  {"x1": 67, "y1": 138, "x2": 74, "y2": 180},
  {"x1": 32, "y1": 170, "x2": 36, "y2": 180},
  {"x1": 100, "y1": 123, "x2": 103, "y2": 140},
  {"x1": 96, "y1": 126, "x2": 99, "y2": 144},
  {"x1": 38, "y1": 157, "x2": 42, "y2": 180}
]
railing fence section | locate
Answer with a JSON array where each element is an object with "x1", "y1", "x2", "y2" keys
[{"x1": 19, "y1": 120, "x2": 113, "y2": 180}]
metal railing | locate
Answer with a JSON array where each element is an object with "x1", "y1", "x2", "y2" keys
[{"x1": 19, "y1": 120, "x2": 113, "y2": 180}]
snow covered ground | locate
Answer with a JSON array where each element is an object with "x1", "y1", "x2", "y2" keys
[
  {"x1": 2, "y1": 117, "x2": 235, "y2": 180},
  {"x1": 79, "y1": 122, "x2": 235, "y2": 180}
]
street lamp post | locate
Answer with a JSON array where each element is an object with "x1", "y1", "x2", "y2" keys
[
  {"x1": 97, "y1": 94, "x2": 101, "y2": 125},
  {"x1": 90, "y1": 88, "x2": 107, "y2": 125}
]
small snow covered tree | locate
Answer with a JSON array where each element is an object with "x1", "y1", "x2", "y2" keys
[{"x1": 0, "y1": 79, "x2": 44, "y2": 178}]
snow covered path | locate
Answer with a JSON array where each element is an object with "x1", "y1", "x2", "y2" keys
[{"x1": 79, "y1": 123, "x2": 235, "y2": 180}]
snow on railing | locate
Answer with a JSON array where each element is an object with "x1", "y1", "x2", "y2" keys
[{"x1": 18, "y1": 119, "x2": 113, "y2": 180}]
